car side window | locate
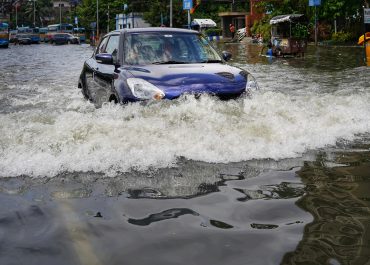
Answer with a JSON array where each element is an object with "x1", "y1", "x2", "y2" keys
[
  {"x1": 96, "y1": 37, "x2": 109, "y2": 54},
  {"x1": 105, "y1": 35, "x2": 119, "y2": 56}
]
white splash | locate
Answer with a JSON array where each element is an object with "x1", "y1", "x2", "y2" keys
[
  {"x1": 1, "y1": 85, "x2": 370, "y2": 177},
  {"x1": 1, "y1": 45, "x2": 369, "y2": 178}
]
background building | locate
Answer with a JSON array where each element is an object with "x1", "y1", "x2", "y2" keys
[{"x1": 116, "y1": 12, "x2": 150, "y2": 30}]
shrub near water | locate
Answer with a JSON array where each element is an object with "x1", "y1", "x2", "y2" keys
[
  {"x1": 251, "y1": 18, "x2": 271, "y2": 43},
  {"x1": 331, "y1": 31, "x2": 353, "y2": 43},
  {"x1": 204, "y1": 28, "x2": 222, "y2": 36},
  {"x1": 292, "y1": 23, "x2": 309, "y2": 39}
]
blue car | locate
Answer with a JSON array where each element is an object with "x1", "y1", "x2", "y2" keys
[{"x1": 78, "y1": 28, "x2": 258, "y2": 107}]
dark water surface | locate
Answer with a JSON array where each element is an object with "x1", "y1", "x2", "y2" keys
[{"x1": 0, "y1": 42, "x2": 370, "y2": 265}]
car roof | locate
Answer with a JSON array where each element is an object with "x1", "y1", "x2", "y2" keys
[{"x1": 108, "y1": 27, "x2": 199, "y2": 35}]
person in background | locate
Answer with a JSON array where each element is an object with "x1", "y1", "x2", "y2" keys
[
  {"x1": 266, "y1": 42, "x2": 273, "y2": 56},
  {"x1": 229, "y1": 23, "x2": 236, "y2": 39},
  {"x1": 258, "y1": 34, "x2": 263, "y2": 43}
]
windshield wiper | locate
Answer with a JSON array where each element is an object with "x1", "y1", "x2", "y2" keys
[{"x1": 152, "y1": 60, "x2": 187, "y2": 65}]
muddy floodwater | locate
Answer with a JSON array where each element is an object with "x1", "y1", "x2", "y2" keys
[{"x1": 0, "y1": 42, "x2": 369, "y2": 265}]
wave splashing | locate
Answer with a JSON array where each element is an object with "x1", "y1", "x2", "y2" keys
[{"x1": 1, "y1": 87, "x2": 370, "y2": 178}]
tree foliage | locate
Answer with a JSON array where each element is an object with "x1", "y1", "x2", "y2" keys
[
  {"x1": 255, "y1": 0, "x2": 366, "y2": 41},
  {"x1": 9, "y1": 0, "x2": 367, "y2": 42},
  {"x1": 9, "y1": 0, "x2": 53, "y2": 28},
  {"x1": 23, "y1": 0, "x2": 53, "y2": 27},
  {"x1": 76, "y1": 0, "x2": 128, "y2": 35}
]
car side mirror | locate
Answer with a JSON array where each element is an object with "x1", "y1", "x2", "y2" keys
[
  {"x1": 95, "y1": 53, "x2": 113, "y2": 65},
  {"x1": 222, "y1": 51, "x2": 232, "y2": 61}
]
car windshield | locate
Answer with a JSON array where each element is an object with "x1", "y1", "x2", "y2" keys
[{"x1": 123, "y1": 32, "x2": 222, "y2": 65}]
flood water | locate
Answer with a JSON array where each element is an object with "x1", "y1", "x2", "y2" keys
[{"x1": 0, "y1": 42, "x2": 369, "y2": 265}]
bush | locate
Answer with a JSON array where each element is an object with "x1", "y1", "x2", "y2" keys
[
  {"x1": 251, "y1": 19, "x2": 271, "y2": 42},
  {"x1": 292, "y1": 23, "x2": 309, "y2": 39},
  {"x1": 331, "y1": 31, "x2": 353, "y2": 43},
  {"x1": 204, "y1": 28, "x2": 222, "y2": 36},
  {"x1": 316, "y1": 23, "x2": 332, "y2": 40}
]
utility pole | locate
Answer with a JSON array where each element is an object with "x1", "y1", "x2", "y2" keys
[
  {"x1": 170, "y1": 0, "x2": 173, "y2": 27},
  {"x1": 123, "y1": 4, "x2": 128, "y2": 28},
  {"x1": 314, "y1": 5, "x2": 317, "y2": 46},
  {"x1": 33, "y1": 0, "x2": 36, "y2": 27},
  {"x1": 59, "y1": 0, "x2": 62, "y2": 31},
  {"x1": 107, "y1": 3, "x2": 109, "y2": 33},
  {"x1": 96, "y1": 0, "x2": 99, "y2": 40},
  {"x1": 187, "y1": 9, "x2": 190, "y2": 29},
  {"x1": 131, "y1": 2, "x2": 134, "y2": 28},
  {"x1": 15, "y1": 1, "x2": 18, "y2": 28},
  {"x1": 309, "y1": 0, "x2": 320, "y2": 46}
]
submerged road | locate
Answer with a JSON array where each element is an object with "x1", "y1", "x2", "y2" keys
[{"x1": 0, "y1": 42, "x2": 369, "y2": 265}]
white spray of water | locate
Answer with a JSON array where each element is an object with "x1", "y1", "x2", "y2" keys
[
  {"x1": 1, "y1": 44, "x2": 369, "y2": 177},
  {"x1": 1, "y1": 81, "x2": 369, "y2": 177}
]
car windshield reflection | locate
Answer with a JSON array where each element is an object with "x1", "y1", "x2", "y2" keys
[{"x1": 123, "y1": 32, "x2": 222, "y2": 65}]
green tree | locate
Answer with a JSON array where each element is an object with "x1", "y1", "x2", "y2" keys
[
  {"x1": 77, "y1": 0, "x2": 129, "y2": 35},
  {"x1": 255, "y1": 0, "x2": 365, "y2": 42},
  {"x1": 73, "y1": 0, "x2": 366, "y2": 42},
  {"x1": 18, "y1": 0, "x2": 53, "y2": 27},
  {"x1": 318, "y1": 0, "x2": 363, "y2": 40}
]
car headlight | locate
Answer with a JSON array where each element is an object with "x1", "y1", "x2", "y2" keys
[
  {"x1": 246, "y1": 73, "x2": 259, "y2": 91},
  {"x1": 127, "y1": 78, "x2": 165, "y2": 100}
]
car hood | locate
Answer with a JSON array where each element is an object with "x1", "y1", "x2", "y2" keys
[{"x1": 124, "y1": 64, "x2": 247, "y2": 99}]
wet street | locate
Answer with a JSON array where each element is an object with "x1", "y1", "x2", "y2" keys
[{"x1": 0, "y1": 42, "x2": 370, "y2": 265}]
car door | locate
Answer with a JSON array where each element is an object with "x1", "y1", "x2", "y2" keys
[
  {"x1": 92, "y1": 35, "x2": 120, "y2": 107},
  {"x1": 83, "y1": 36, "x2": 109, "y2": 104}
]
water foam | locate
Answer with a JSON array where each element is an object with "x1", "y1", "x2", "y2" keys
[
  {"x1": 1, "y1": 87, "x2": 370, "y2": 178},
  {"x1": 1, "y1": 45, "x2": 369, "y2": 177}
]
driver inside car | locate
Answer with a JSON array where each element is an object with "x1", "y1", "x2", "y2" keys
[{"x1": 127, "y1": 40, "x2": 160, "y2": 65}]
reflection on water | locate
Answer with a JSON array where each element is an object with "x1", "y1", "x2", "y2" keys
[
  {"x1": 251, "y1": 223, "x2": 279, "y2": 229},
  {"x1": 0, "y1": 160, "x2": 249, "y2": 199},
  {"x1": 218, "y1": 42, "x2": 366, "y2": 70},
  {"x1": 1, "y1": 149, "x2": 370, "y2": 264},
  {"x1": 128, "y1": 208, "x2": 199, "y2": 226},
  {"x1": 127, "y1": 208, "x2": 235, "y2": 229},
  {"x1": 281, "y1": 150, "x2": 370, "y2": 265},
  {"x1": 235, "y1": 181, "x2": 305, "y2": 202}
]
